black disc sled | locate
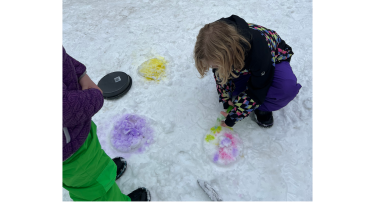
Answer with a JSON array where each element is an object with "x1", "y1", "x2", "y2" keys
[{"x1": 98, "y1": 71, "x2": 132, "y2": 99}]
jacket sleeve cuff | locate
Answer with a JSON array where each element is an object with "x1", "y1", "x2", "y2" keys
[
  {"x1": 224, "y1": 116, "x2": 236, "y2": 127},
  {"x1": 78, "y1": 71, "x2": 87, "y2": 81}
]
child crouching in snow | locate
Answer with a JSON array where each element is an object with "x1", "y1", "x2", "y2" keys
[
  {"x1": 62, "y1": 47, "x2": 150, "y2": 201},
  {"x1": 194, "y1": 15, "x2": 301, "y2": 128}
]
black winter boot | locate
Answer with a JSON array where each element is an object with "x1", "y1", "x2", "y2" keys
[
  {"x1": 112, "y1": 157, "x2": 127, "y2": 180},
  {"x1": 127, "y1": 187, "x2": 151, "y2": 201},
  {"x1": 254, "y1": 109, "x2": 274, "y2": 128}
]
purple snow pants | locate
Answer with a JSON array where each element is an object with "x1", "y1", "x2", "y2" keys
[{"x1": 257, "y1": 61, "x2": 302, "y2": 112}]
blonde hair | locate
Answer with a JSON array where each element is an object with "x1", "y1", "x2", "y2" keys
[{"x1": 194, "y1": 20, "x2": 251, "y2": 85}]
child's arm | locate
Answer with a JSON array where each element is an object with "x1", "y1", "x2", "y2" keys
[
  {"x1": 213, "y1": 70, "x2": 234, "y2": 109},
  {"x1": 79, "y1": 74, "x2": 103, "y2": 94},
  {"x1": 63, "y1": 83, "x2": 104, "y2": 128},
  {"x1": 69, "y1": 55, "x2": 87, "y2": 80},
  {"x1": 213, "y1": 69, "x2": 259, "y2": 127},
  {"x1": 63, "y1": 48, "x2": 87, "y2": 81},
  {"x1": 223, "y1": 91, "x2": 260, "y2": 127}
]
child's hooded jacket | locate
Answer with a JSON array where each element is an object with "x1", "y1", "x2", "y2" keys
[
  {"x1": 62, "y1": 47, "x2": 104, "y2": 161},
  {"x1": 216, "y1": 15, "x2": 294, "y2": 127}
]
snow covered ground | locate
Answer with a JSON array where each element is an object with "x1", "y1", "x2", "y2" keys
[{"x1": 63, "y1": 0, "x2": 312, "y2": 201}]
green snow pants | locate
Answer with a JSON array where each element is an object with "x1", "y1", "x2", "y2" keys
[{"x1": 63, "y1": 121, "x2": 131, "y2": 201}]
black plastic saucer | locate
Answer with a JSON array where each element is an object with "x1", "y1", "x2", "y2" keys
[{"x1": 98, "y1": 71, "x2": 132, "y2": 99}]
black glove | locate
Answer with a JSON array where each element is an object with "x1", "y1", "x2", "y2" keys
[
  {"x1": 223, "y1": 101, "x2": 230, "y2": 109},
  {"x1": 224, "y1": 116, "x2": 235, "y2": 127}
]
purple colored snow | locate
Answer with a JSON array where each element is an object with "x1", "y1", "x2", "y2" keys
[
  {"x1": 220, "y1": 137, "x2": 232, "y2": 147},
  {"x1": 111, "y1": 114, "x2": 154, "y2": 153},
  {"x1": 213, "y1": 153, "x2": 219, "y2": 163},
  {"x1": 232, "y1": 148, "x2": 238, "y2": 157}
]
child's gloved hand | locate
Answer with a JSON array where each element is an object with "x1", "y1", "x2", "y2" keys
[
  {"x1": 220, "y1": 111, "x2": 229, "y2": 127},
  {"x1": 220, "y1": 102, "x2": 234, "y2": 127},
  {"x1": 79, "y1": 74, "x2": 103, "y2": 94}
]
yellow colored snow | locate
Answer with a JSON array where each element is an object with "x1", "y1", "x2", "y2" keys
[{"x1": 138, "y1": 57, "x2": 167, "y2": 81}]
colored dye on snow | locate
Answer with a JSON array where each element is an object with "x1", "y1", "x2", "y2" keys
[
  {"x1": 138, "y1": 57, "x2": 167, "y2": 81},
  {"x1": 204, "y1": 125, "x2": 243, "y2": 166},
  {"x1": 111, "y1": 114, "x2": 154, "y2": 153},
  {"x1": 232, "y1": 148, "x2": 238, "y2": 157},
  {"x1": 210, "y1": 126, "x2": 222, "y2": 134},
  {"x1": 224, "y1": 132, "x2": 233, "y2": 140},
  {"x1": 213, "y1": 152, "x2": 219, "y2": 163},
  {"x1": 205, "y1": 134, "x2": 215, "y2": 142},
  {"x1": 220, "y1": 137, "x2": 231, "y2": 147},
  {"x1": 219, "y1": 148, "x2": 233, "y2": 161}
]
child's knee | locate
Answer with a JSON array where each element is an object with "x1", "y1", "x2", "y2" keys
[{"x1": 282, "y1": 80, "x2": 301, "y2": 99}]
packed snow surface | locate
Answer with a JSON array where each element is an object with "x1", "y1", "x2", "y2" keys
[{"x1": 63, "y1": 0, "x2": 312, "y2": 201}]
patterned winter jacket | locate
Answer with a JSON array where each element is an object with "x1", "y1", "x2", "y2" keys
[
  {"x1": 63, "y1": 47, "x2": 104, "y2": 161},
  {"x1": 216, "y1": 15, "x2": 294, "y2": 127}
]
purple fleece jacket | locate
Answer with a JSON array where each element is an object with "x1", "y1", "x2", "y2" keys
[{"x1": 62, "y1": 47, "x2": 104, "y2": 161}]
